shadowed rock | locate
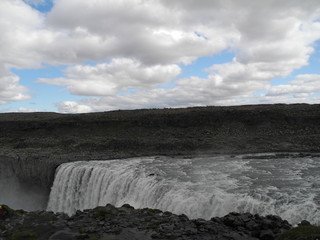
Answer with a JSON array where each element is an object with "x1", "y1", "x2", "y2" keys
[{"x1": 0, "y1": 204, "x2": 292, "y2": 240}]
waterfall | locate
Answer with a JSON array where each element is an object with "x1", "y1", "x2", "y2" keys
[{"x1": 47, "y1": 155, "x2": 320, "y2": 225}]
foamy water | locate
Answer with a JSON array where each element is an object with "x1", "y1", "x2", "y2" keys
[{"x1": 47, "y1": 154, "x2": 320, "y2": 225}]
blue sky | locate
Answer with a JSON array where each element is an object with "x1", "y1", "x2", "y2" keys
[
  {"x1": 10, "y1": 66, "x2": 79, "y2": 111},
  {"x1": 25, "y1": 0, "x2": 53, "y2": 12},
  {"x1": 1, "y1": 0, "x2": 320, "y2": 113}
]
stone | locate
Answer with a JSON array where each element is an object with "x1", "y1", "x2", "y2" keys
[
  {"x1": 299, "y1": 220, "x2": 311, "y2": 226},
  {"x1": 259, "y1": 229, "x2": 275, "y2": 240},
  {"x1": 0, "y1": 204, "x2": 293, "y2": 240}
]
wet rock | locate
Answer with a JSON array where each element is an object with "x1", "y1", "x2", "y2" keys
[{"x1": 298, "y1": 220, "x2": 311, "y2": 226}]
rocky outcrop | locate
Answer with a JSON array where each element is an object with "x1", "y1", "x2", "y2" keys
[{"x1": 0, "y1": 204, "x2": 292, "y2": 240}]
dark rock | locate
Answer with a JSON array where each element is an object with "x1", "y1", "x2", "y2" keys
[
  {"x1": 0, "y1": 204, "x2": 293, "y2": 240},
  {"x1": 298, "y1": 220, "x2": 311, "y2": 226},
  {"x1": 259, "y1": 229, "x2": 275, "y2": 240},
  {"x1": 222, "y1": 212, "x2": 245, "y2": 228},
  {"x1": 178, "y1": 214, "x2": 189, "y2": 222}
]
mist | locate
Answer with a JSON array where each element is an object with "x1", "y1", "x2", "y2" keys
[{"x1": 0, "y1": 175, "x2": 48, "y2": 211}]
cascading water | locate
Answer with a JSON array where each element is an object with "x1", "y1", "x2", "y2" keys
[{"x1": 47, "y1": 154, "x2": 320, "y2": 225}]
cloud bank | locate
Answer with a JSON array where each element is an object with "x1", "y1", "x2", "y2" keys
[{"x1": 1, "y1": 0, "x2": 320, "y2": 112}]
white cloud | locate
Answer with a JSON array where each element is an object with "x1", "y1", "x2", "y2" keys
[
  {"x1": 46, "y1": 0, "x2": 320, "y2": 113},
  {"x1": 52, "y1": 71, "x2": 320, "y2": 113},
  {"x1": 0, "y1": 0, "x2": 46, "y2": 69},
  {"x1": 0, "y1": 107, "x2": 41, "y2": 113},
  {"x1": 12, "y1": 107, "x2": 40, "y2": 113},
  {"x1": 56, "y1": 101, "x2": 92, "y2": 113},
  {"x1": 55, "y1": 73, "x2": 320, "y2": 113},
  {"x1": 267, "y1": 74, "x2": 320, "y2": 97},
  {"x1": 0, "y1": 68, "x2": 31, "y2": 105},
  {"x1": 54, "y1": 76, "x2": 268, "y2": 113},
  {"x1": 1, "y1": 0, "x2": 320, "y2": 110},
  {"x1": 43, "y1": 0, "x2": 236, "y2": 65},
  {"x1": 38, "y1": 58, "x2": 181, "y2": 96},
  {"x1": 0, "y1": 0, "x2": 45, "y2": 104}
]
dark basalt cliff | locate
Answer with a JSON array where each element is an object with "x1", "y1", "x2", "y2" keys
[{"x1": 0, "y1": 104, "x2": 320, "y2": 191}]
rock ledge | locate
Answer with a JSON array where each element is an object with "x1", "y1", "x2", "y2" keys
[{"x1": 0, "y1": 204, "x2": 292, "y2": 240}]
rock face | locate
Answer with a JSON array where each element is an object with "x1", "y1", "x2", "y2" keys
[
  {"x1": 0, "y1": 204, "x2": 291, "y2": 240},
  {"x1": 1, "y1": 104, "x2": 320, "y2": 192}
]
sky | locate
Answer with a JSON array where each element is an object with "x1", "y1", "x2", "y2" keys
[{"x1": 1, "y1": 0, "x2": 320, "y2": 113}]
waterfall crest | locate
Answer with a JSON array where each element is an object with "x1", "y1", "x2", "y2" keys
[{"x1": 47, "y1": 155, "x2": 320, "y2": 225}]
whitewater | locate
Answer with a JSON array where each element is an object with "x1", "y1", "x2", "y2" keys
[{"x1": 47, "y1": 154, "x2": 320, "y2": 225}]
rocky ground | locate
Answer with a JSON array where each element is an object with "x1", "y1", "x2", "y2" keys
[
  {"x1": 0, "y1": 204, "x2": 294, "y2": 240},
  {"x1": 1, "y1": 104, "x2": 320, "y2": 159}
]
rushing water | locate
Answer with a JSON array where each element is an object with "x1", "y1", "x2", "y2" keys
[{"x1": 47, "y1": 154, "x2": 320, "y2": 225}]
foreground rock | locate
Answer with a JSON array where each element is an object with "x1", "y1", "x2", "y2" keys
[{"x1": 0, "y1": 204, "x2": 291, "y2": 240}]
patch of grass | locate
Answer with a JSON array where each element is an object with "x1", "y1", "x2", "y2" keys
[
  {"x1": 279, "y1": 226, "x2": 320, "y2": 240},
  {"x1": 146, "y1": 221, "x2": 161, "y2": 230},
  {"x1": 14, "y1": 209, "x2": 27, "y2": 215},
  {"x1": 46, "y1": 214, "x2": 57, "y2": 222},
  {"x1": 10, "y1": 229, "x2": 37, "y2": 240},
  {"x1": 151, "y1": 233, "x2": 177, "y2": 239},
  {"x1": 121, "y1": 204, "x2": 134, "y2": 210},
  {"x1": 146, "y1": 208, "x2": 162, "y2": 214},
  {"x1": 8, "y1": 223, "x2": 56, "y2": 240},
  {"x1": 88, "y1": 237, "x2": 100, "y2": 240},
  {"x1": 0, "y1": 224, "x2": 6, "y2": 231},
  {"x1": 92, "y1": 206, "x2": 114, "y2": 220},
  {"x1": 75, "y1": 234, "x2": 89, "y2": 239},
  {"x1": 163, "y1": 211, "x2": 173, "y2": 216},
  {"x1": 111, "y1": 227, "x2": 122, "y2": 234}
]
